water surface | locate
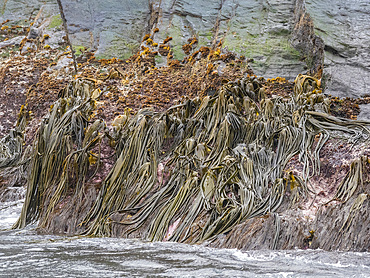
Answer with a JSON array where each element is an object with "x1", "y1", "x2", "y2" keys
[{"x1": 1, "y1": 199, "x2": 369, "y2": 278}]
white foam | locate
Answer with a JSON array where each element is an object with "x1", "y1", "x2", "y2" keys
[{"x1": 0, "y1": 199, "x2": 24, "y2": 230}]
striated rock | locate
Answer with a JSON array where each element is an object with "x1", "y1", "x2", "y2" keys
[
  {"x1": 38, "y1": 186, "x2": 98, "y2": 235},
  {"x1": 207, "y1": 190, "x2": 369, "y2": 251},
  {"x1": 0, "y1": 0, "x2": 308, "y2": 80},
  {"x1": 151, "y1": 0, "x2": 306, "y2": 80},
  {"x1": 291, "y1": 0, "x2": 324, "y2": 76},
  {"x1": 306, "y1": 0, "x2": 370, "y2": 98},
  {"x1": 0, "y1": 0, "x2": 55, "y2": 22},
  {"x1": 61, "y1": 0, "x2": 151, "y2": 59}
]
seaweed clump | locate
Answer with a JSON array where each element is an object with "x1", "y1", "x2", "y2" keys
[{"x1": 11, "y1": 71, "x2": 370, "y2": 247}]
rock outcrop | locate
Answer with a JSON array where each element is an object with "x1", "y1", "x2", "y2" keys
[
  {"x1": 1, "y1": 0, "x2": 368, "y2": 97},
  {"x1": 2, "y1": 0, "x2": 307, "y2": 80},
  {"x1": 306, "y1": 0, "x2": 370, "y2": 98}
]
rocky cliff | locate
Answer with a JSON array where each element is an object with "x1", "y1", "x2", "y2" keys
[
  {"x1": 1, "y1": 0, "x2": 306, "y2": 80},
  {"x1": 1, "y1": 0, "x2": 368, "y2": 97},
  {"x1": 306, "y1": 0, "x2": 369, "y2": 99}
]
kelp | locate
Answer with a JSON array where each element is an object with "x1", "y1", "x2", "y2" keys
[
  {"x1": 340, "y1": 193, "x2": 367, "y2": 233},
  {"x1": 13, "y1": 79, "x2": 103, "y2": 229},
  {"x1": 12, "y1": 73, "x2": 370, "y2": 244},
  {"x1": 79, "y1": 73, "x2": 369, "y2": 242},
  {"x1": 0, "y1": 105, "x2": 30, "y2": 187},
  {"x1": 0, "y1": 105, "x2": 28, "y2": 169}
]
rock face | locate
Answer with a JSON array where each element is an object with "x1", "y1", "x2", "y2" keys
[
  {"x1": 1, "y1": 0, "x2": 368, "y2": 96},
  {"x1": 2, "y1": 0, "x2": 368, "y2": 98},
  {"x1": 306, "y1": 0, "x2": 370, "y2": 98},
  {"x1": 291, "y1": 0, "x2": 324, "y2": 75},
  {"x1": 150, "y1": 0, "x2": 305, "y2": 80},
  {"x1": 62, "y1": 0, "x2": 152, "y2": 60},
  {"x1": 2, "y1": 0, "x2": 306, "y2": 81}
]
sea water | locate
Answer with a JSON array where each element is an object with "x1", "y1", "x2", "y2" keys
[{"x1": 1, "y1": 199, "x2": 369, "y2": 278}]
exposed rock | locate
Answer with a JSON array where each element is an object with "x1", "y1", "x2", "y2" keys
[
  {"x1": 38, "y1": 186, "x2": 98, "y2": 235},
  {"x1": 0, "y1": 0, "x2": 308, "y2": 80},
  {"x1": 0, "y1": 0, "x2": 55, "y2": 22},
  {"x1": 1, "y1": 0, "x2": 369, "y2": 97},
  {"x1": 0, "y1": 36, "x2": 23, "y2": 49},
  {"x1": 291, "y1": 0, "x2": 324, "y2": 76},
  {"x1": 62, "y1": 0, "x2": 151, "y2": 59},
  {"x1": 151, "y1": 0, "x2": 306, "y2": 80},
  {"x1": 306, "y1": 0, "x2": 370, "y2": 98}
]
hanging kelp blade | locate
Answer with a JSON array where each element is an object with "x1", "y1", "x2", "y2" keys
[
  {"x1": 80, "y1": 74, "x2": 370, "y2": 243},
  {"x1": 0, "y1": 106, "x2": 29, "y2": 169},
  {"x1": 12, "y1": 79, "x2": 103, "y2": 229},
  {"x1": 12, "y1": 75, "x2": 370, "y2": 245}
]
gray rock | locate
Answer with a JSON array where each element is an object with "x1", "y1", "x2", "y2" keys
[
  {"x1": 306, "y1": 0, "x2": 370, "y2": 98},
  {"x1": 358, "y1": 104, "x2": 370, "y2": 121},
  {"x1": 27, "y1": 27, "x2": 39, "y2": 39},
  {"x1": 0, "y1": 36, "x2": 23, "y2": 49},
  {"x1": 62, "y1": 0, "x2": 151, "y2": 58},
  {"x1": 1, "y1": 0, "x2": 368, "y2": 98},
  {"x1": 0, "y1": 0, "x2": 55, "y2": 22},
  {"x1": 53, "y1": 55, "x2": 73, "y2": 71}
]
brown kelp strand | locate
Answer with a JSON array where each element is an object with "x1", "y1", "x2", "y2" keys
[
  {"x1": 12, "y1": 73, "x2": 370, "y2": 244},
  {"x1": 12, "y1": 79, "x2": 104, "y2": 229},
  {"x1": 0, "y1": 105, "x2": 29, "y2": 169},
  {"x1": 82, "y1": 73, "x2": 369, "y2": 242},
  {"x1": 0, "y1": 106, "x2": 31, "y2": 190}
]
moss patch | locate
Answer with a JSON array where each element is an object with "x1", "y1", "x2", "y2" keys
[
  {"x1": 73, "y1": 45, "x2": 85, "y2": 56},
  {"x1": 48, "y1": 15, "x2": 62, "y2": 30}
]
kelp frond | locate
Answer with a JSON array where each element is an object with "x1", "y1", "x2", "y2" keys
[
  {"x1": 79, "y1": 74, "x2": 370, "y2": 242},
  {"x1": 12, "y1": 74, "x2": 370, "y2": 244},
  {"x1": 0, "y1": 105, "x2": 29, "y2": 169},
  {"x1": 13, "y1": 79, "x2": 103, "y2": 229}
]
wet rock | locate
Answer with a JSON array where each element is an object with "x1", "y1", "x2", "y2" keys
[
  {"x1": 311, "y1": 195, "x2": 369, "y2": 252},
  {"x1": 38, "y1": 186, "x2": 98, "y2": 235},
  {"x1": 306, "y1": 0, "x2": 370, "y2": 98},
  {"x1": 0, "y1": 186, "x2": 25, "y2": 203}
]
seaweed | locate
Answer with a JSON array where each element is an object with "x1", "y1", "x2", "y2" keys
[
  {"x1": 10, "y1": 66, "x2": 370, "y2": 245},
  {"x1": 74, "y1": 74, "x2": 370, "y2": 241},
  {"x1": 13, "y1": 79, "x2": 102, "y2": 228}
]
